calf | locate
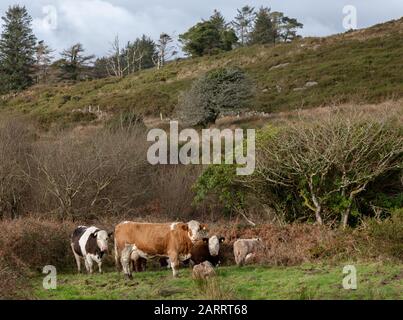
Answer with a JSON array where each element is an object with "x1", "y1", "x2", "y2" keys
[
  {"x1": 233, "y1": 238, "x2": 262, "y2": 266},
  {"x1": 189, "y1": 235, "x2": 225, "y2": 266},
  {"x1": 115, "y1": 220, "x2": 208, "y2": 278},
  {"x1": 159, "y1": 235, "x2": 225, "y2": 268},
  {"x1": 70, "y1": 226, "x2": 112, "y2": 274}
]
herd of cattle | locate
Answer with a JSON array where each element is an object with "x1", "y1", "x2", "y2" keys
[{"x1": 71, "y1": 220, "x2": 262, "y2": 279}]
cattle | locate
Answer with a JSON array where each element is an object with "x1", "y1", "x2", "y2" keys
[
  {"x1": 70, "y1": 226, "x2": 113, "y2": 274},
  {"x1": 114, "y1": 220, "x2": 208, "y2": 279},
  {"x1": 158, "y1": 236, "x2": 225, "y2": 269},
  {"x1": 187, "y1": 235, "x2": 225, "y2": 266},
  {"x1": 233, "y1": 238, "x2": 262, "y2": 266}
]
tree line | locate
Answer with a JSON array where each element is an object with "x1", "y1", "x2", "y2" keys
[{"x1": 0, "y1": 5, "x2": 303, "y2": 95}]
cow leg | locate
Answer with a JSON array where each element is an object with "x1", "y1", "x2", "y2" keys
[
  {"x1": 85, "y1": 255, "x2": 94, "y2": 274},
  {"x1": 114, "y1": 241, "x2": 121, "y2": 272},
  {"x1": 93, "y1": 256, "x2": 103, "y2": 273},
  {"x1": 120, "y1": 246, "x2": 133, "y2": 279},
  {"x1": 71, "y1": 243, "x2": 81, "y2": 273},
  {"x1": 169, "y1": 253, "x2": 180, "y2": 278}
]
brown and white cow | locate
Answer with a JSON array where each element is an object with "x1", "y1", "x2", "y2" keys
[
  {"x1": 114, "y1": 220, "x2": 208, "y2": 278},
  {"x1": 159, "y1": 235, "x2": 225, "y2": 269}
]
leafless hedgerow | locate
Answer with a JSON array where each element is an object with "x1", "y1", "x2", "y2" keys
[
  {"x1": 29, "y1": 126, "x2": 150, "y2": 218},
  {"x1": 0, "y1": 117, "x2": 35, "y2": 219},
  {"x1": 150, "y1": 165, "x2": 202, "y2": 219}
]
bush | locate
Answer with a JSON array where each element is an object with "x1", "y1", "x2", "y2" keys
[
  {"x1": 0, "y1": 117, "x2": 35, "y2": 218},
  {"x1": 30, "y1": 125, "x2": 151, "y2": 218},
  {"x1": 150, "y1": 165, "x2": 202, "y2": 219},
  {"x1": 251, "y1": 110, "x2": 402, "y2": 228},
  {"x1": 0, "y1": 218, "x2": 75, "y2": 272},
  {"x1": 177, "y1": 67, "x2": 254, "y2": 126},
  {"x1": 363, "y1": 208, "x2": 403, "y2": 260}
]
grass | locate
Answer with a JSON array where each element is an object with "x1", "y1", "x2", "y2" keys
[
  {"x1": 31, "y1": 262, "x2": 403, "y2": 300},
  {"x1": 1, "y1": 18, "x2": 402, "y2": 128}
]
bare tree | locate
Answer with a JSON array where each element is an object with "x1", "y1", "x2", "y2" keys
[
  {"x1": 35, "y1": 40, "x2": 53, "y2": 83},
  {"x1": 0, "y1": 117, "x2": 33, "y2": 219},
  {"x1": 30, "y1": 126, "x2": 149, "y2": 218},
  {"x1": 106, "y1": 35, "x2": 154, "y2": 77},
  {"x1": 106, "y1": 35, "x2": 124, "y2": 77},
  {"x1": 253, "y1": 110, "x2": 402, "y2": 228},
  {"x1": 154, "y1": 33, "x2": 177, "y2": 69}
]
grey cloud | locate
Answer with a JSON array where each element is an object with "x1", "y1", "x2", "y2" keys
[{"x1": 0, "y1": 0, "x2": 402, "y2": 58}]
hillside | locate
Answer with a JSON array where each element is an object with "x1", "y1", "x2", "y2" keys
[{"x1": 1, "y1": 18, "x2": 402, "y2": 128}]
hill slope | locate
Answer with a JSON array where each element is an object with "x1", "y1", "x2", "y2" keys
[{"x1": 1, "y1": 18, "x2": 402, "y2": 128}]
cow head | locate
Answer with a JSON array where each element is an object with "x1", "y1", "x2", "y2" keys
[
  {"x1": 187, "y1": 220, "x2": 208, "y2": 242},
  {"x1": 203, "y1": 236, "x2": 226, "y2": 256},
  {"x1": 92, "y1": 230, "x2": 112, "y2": 253}
]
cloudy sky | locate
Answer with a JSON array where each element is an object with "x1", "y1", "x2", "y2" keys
[{"x1": 0, "y1": 0, "x2": 402, "y2": 58}]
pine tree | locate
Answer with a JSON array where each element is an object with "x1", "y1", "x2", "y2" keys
[
  {"x1": 232, "y1": 6, "x2": 255, "y2": 46},
  {"x1": 132, "y1": 35, "x2": 156, "y2": 71},
  {"x1": 249, "y1": 7, "x2": 276, "y2": 45},
  {"x1": 0, "y1": 5, "x2": 37, "y2": 93},
  {"x1": 209, "y1": 9, "x2": 226, "y2": 32},
  {"x1": 281, "y1": 17, "x2": 303, "y2": 42}
]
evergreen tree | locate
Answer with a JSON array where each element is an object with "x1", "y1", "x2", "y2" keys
[
  {"x1": 232, "y1": 5, "x2": 255, "y2": 46},
  {"x1": 281, "y1": 17, "x2": 303, "y2": 42},
  {"x1": 250, "y1": 7, "x2": 276, "y2": 45},
  {"x1": 180, "y1": 10, "x2": 238, "y2": 57},
  {"x1": 208, "y1": 9, "x2": 226, "y2": 32},
  {"x1": 59, "y1": 43, "x2": 95, "y2": 81},
  {"x1": 0, "y1": 5, "x2": 37, "y2": 93},
  {"x1": 132, "y1": 35, "x2": 157, "y2": 70}
]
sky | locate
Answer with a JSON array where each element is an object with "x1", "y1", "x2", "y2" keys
[{"x1": 0, "y1": 0, "x2": 402, "y2": 58}]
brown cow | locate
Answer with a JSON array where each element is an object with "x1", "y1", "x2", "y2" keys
[{"x1": 115, "y1": 220, "x2": 208, "y2": 278}]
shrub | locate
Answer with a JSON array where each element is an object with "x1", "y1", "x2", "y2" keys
[
  {"x1": 176, "y1": 67, "x2": 254, "y2": 126},
  {"x1": 363, "y1": 208, "x2": 403, "y2": 260},
  {"x1": 30, "y1": 125, "x2": 150, "y2": 218},
  {"x1": 0, "y1": 117, "x2": 35, "y2": 218},
  {"x1": 194, "y1": 164, "x2": 245, "y2": 214},
  {"x1": 150, "y1": 165, "x2": 202, "y2": 219},
  {"x1": 106, "y1": 110, "x2": 145, "y2": 132},
  {"x1": 0, "y1": 218, "x2": 75, "y2": 272},
  {"x1": 252, "y1": 110, "x2": 402, "y2": 228}
]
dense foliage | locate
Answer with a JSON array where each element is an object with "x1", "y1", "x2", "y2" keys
[
  {"x1": 176, "y1": 67, "x2": 254, "y2": 126},
  {"x1": 0, "y1": 5, "x2": 36, "y2": 93},
  {"x1": 194, "y1": 109, "x2": 403, "y2": 228}
]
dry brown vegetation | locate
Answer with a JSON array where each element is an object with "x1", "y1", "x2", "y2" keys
[{"x1": 0, "y1": 100, "x2": 401, "y2": 299}]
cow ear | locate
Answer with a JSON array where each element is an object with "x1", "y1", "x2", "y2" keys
[
  {"x1": 202, "y1": 238, "x2": 209, "y2": 244},
  {"x1": 181, "y1": 224, "x2": 188, "y2": 231}
]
